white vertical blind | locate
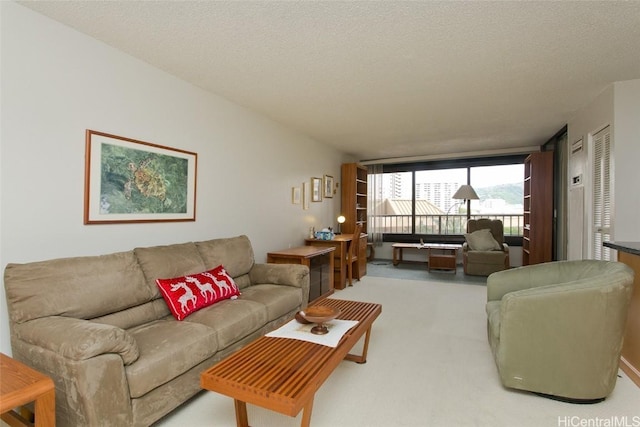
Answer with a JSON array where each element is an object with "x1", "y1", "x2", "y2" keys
[{"x1": 592, "y1": 125, "x2": 612, "y2": 261}]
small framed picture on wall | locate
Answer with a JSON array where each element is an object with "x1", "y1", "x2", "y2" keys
[
  {"x1": 303, "y1": 181, "x2": 310, "y2": 210},
  {"x1": 311, "y1": 177, "x2": 322, "y2": 202},
  {"x1": 323, "y1": 175, "x2": 334, "y2": 198},
  {"x1": 292, "y1": 187, "x2": 301, "y2": 204}
]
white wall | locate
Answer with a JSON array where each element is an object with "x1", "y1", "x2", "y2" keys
[
  {"x1": 612, "y1": 79, "x2": 640, "y2": 240},
  {"x1": 566, "y1": 85, "x2": 613, "y2": 259},
  {"x1": 0, "y1": 2, "x2": 350, "y2": 355},
  {"x1": 567, "y1": 79, "x2": 640, "y2": 259}
]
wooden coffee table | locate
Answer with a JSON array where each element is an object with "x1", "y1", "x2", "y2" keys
[{"x1": 201, "y1": 298, "x2": 382, "y2": 427}]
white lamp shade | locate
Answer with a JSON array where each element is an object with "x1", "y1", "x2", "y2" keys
[
  {"x1": 452, "y1": 185, "x2": 479, "y2": 200},
  {"x1": 337, "y1": 215, "x2": 346, "y2": 224}
]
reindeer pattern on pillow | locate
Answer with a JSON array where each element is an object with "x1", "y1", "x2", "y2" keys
[{"x1": 156, "y1": 265, "x2": 240, "y2": 320}]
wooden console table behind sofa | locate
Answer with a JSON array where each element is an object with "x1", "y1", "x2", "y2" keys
[{"x1": 267, "y1": 246, "x2": 335, "y2": 302}]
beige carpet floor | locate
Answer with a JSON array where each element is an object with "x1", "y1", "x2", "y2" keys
[{"x1": 154, "y1": 274, "x2": 640, "y2": 427}]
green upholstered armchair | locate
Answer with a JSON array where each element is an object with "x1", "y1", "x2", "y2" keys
[
  {"x1": 463, "y1": 219, "x2": 510, "y2": 276},
  {"x1": 486, "y1": 260, "x2": 635, "y2": 402}
]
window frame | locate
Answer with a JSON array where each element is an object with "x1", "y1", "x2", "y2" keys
[{"x1": 379, "y1": 154, "x2": 527, "y2": 246}]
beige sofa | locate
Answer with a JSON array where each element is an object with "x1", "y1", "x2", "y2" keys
[
  {"x1": 3, "y1": 235, "x2": 310, "y2": 426},
  {"x1": 486, "y1": 260, "x2": 634, "y2": 402}
]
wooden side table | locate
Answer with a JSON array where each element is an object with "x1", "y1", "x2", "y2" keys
[
  {"x1": 427, "y1": 244, "x2": 459, "y2": 273},
  {"x1": 1, "y1": 353, "x2": 55, "y2": 427},
  {"x1": 391, "y1": 242, "x2": 459, "y2": 273},
  {"x1": 267, "y1": 246, "x2": 335, "y2": 302}
]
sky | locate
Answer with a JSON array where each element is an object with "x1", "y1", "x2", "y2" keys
[
  {"x1": 470, "y1": 164, "x2": 524, "y2": 188},
  {"x1": 415, "y1": 164, "x2": 524, "y2": 188}
]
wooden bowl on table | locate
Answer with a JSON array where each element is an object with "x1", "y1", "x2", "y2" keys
[{"x1": 299, "y1": 306, "x2": 341, "y2": 335}]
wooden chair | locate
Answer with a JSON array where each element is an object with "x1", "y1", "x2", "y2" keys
[{"x1": 346, "y1": 223, "x2": 362, "y2": 286}]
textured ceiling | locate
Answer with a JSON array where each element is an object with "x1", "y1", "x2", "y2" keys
[{"x1": 18, "y1": 1, "x2": 640, "y2": 162}]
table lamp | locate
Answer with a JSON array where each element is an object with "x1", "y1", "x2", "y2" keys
[{"x1": 336, "y1": 215, "x2": 346, "y2": 234}]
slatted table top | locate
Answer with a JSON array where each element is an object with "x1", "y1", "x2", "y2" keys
[
  {"x1": 200, "y1": 298, "x2": 381, "y2": 417},
  {"x1": 1, "y1": 353, "x2": 55, "y2": 427}
]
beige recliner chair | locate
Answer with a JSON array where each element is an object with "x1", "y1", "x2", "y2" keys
[
  {"x1": 486, "y1": 260, "x2": 634, "y2": 402},
  {"x1": 462, "y1": 219, "x2": 509, "y2": 276}
]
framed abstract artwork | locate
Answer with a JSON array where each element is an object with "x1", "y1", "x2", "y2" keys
[
  {"x1": 323, "y1": 175, "x2": 334, "y2": 198},
  {"x1": 303, "y1": 181, "x2": 309, "y2": 210},
  {"x1": 292, "y1": 187, "x2": 301, "y2": 204},
  {"x1": 84, "y1": 130, "x2": 197, "y2": 224},
  {"x1": 311, "y1": 177, "x2": 323, "y2": 202}
]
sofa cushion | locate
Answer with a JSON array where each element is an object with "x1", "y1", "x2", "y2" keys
[
  {"x1": 156, "y1": 266, "x2": 241, "y2": 321},
  {"x1": 464, "y1": 229, "x2": 501, "y2": 251},
  {"x1": 4, "y1": 251, "x2": 151, "y2": 323},
  {"x1": 195, "y1": 235, "x2": 254, "y2": 279},
  {"x1": 466, "y1": 250, "x2": 508, "y2": 265},
  {"x1": 241, "y1": 284, "x2": 303, "y2": 322},
  {"x1": 134, "y1": 242, "x2": 207, "y2": 298},
  {"x1": 125, "y1": 319, "x2": 218, "y2": 398},
  {"x1": 90, "y1": 299, "x2": 171, "y2": 330},
  {"x1": 184, "y1": 299, "x2": 267, "y2": 349}
]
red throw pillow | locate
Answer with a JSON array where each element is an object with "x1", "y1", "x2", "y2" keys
[{"x1": 156, "y1": 265, "x2": 240, "y2": 320}]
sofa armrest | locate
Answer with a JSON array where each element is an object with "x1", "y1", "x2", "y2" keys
[
  {"x1": 249, "y1": 263, "x2": 309, "y2": 287},
  {"x1": 14, "y1": 316, "x2": 139, "y2": 365},
  {"x1": 249, "y1": 263, "x2": 310, "y2": 305}
]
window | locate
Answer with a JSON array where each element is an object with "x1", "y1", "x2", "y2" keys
[
  {"x1": 470, "y1": 164, "x2": 525, "y2": 237},
  {"x1": 370, "y1": 156, "x2": 525, "y2": 244},
  {"x1": 415, "y1": 168, "x2": 467, "y2": 235}
]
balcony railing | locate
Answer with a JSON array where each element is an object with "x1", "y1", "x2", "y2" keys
[{"x1": 371, "y1": 214, "x2": 524, "y2": 236}]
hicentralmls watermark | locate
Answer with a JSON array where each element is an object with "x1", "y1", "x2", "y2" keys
[{"x1": 558, "y1": 416, "x2": 640, "y2": 427}]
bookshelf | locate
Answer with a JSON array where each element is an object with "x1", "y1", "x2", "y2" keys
[{"x1": 522, "y1": 151, "x2": 553, "y2": 265}]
